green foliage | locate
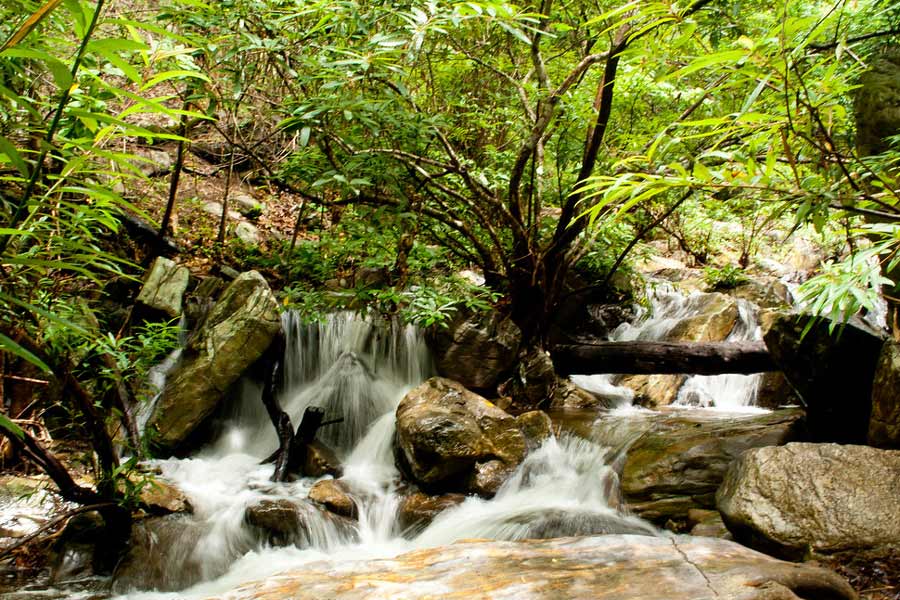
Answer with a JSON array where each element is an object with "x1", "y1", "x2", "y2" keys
[
  {"x1": 580, "y1": 0, "x2": 900, "y2": 325},
  {"x1": 704, "y1": 264, "x2": 749, "y2": 290}
]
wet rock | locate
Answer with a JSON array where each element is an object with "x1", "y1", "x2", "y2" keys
[
  {"x1": 147, "y1": 271, "x2": 281, "y2": 452},
  {"x1": 516, "y1": 410, "x2": 553, "y2": 452},
  {"x1": 49, "y1": 512, "x2": 105, "y2": 582},
  {"x1": 869, "y1": 340, "x2": 900, "y2": 448},
  {"x1": 665, "y1": 293, "x2": 738, "y2": 342},
  {"x1": 133, "y1": 475, "x2": 191, "y2": 514},
  {"x1": 218, "y1": 534, "x2": 855, "y2": 600},
  {"x1": 234, "y1": 221, "x2": 260, "y2": 245},
  {"x1": 755, "y1": 371, "x2": 801, "y2": 410},
  {"x1": 763, "y1": 312, "x2": 885, "y2": 443},
  {"x1": 717, "y1": 442, "x2": 900, "y2": 559},
  {"x1": 397, "y1": 492, "x2": 466, "y2": 533},
  {"x1": 244, "y1": 498, "x2": 357, "y2": 547},
  {"x1": 510, "y1": 508, "x2": 656, "y2": 539},
  {"x1": 395, "y1": 377, "x2": 527, "y2": 496},
  {"x1": 466, "y1": 459, "x2": 515, "y2": 497},
  {"x1": 502, "y1": 348, "x2": 558, "y2": 410},
  {"x1": 621, "y1": 409, "x2": 803, "y2": 525},
  {"x1": 687, "y1": 509, "x2": 732, "y2": 540},
  {"x1": 727, "y1": 280, "x2": 792, "y2": 310},
  {"x1": 112, "y1": 515, "x2": 206, "y2": 592},
  {"x1": 183, "y1": 275, "x2": 224, "y2": 330},
  {"x1": 616, "y1": 374, "x2": 686, "y2": 409},
  {"x1": 308, "y1": 479, "x2": 357, "y2": 519},
  {"x1": 136, "y1": 256, "x2": 190, "y2": 318},
  {"x1": 302, "y1": 440, "x2": 342, "y2": 478},
  {"x1": 428, "y1": 311, "x2": 521, "y2": 390}
]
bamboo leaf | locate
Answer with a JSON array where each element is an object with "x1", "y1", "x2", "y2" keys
[{"x1": 0, "y1": 0, "x2": 65, "y2": 53}]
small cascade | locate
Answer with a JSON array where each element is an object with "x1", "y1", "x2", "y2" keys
[
  {"x1": 674, "y1": 299, "x2": 762, "y2": 410},
  {"x1": 106, "y1": 309, "x2": 658, "y2": 600},
  {"x1": 414, "y1": 434, "x2": 655, "y2": 546},
  {"x1": 571, "y1": 285, "x2": 766, "y2": 412}
]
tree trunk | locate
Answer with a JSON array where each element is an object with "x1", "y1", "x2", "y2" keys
[{"x1": 552, "y1": 341, "x2": 777, "y2": 375}]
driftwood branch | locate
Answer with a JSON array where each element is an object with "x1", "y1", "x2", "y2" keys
[{"x1": 552, "y1": 341, "x2": 777, "y2": 375}]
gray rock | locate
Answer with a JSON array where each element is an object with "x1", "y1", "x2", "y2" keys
[
  {"x1": 234, "y1": 221, "x2": 260, "y2": 245},
  {"x1": 202, "y1": 201, "x2": 241, "y2": 221},
  {"x1": 217, "y1": 534, "x2": 855, "y2": 600},
  {"x1": 395, "y1": 377, "x2": 527, "y2": 496},
  {"x1": 621, "y1": 409, "x2": 803, "y2": 524},
  {"x1": 230, "y1": 192, "x2": 264, "y2": 216},
  {"x1": 136, "y1": 257, "x2": 189, "y2": 318},
  {"x1": 133, "y1": 148, "x2": 174, "y2": 177},
  {"x1": 869, "y1": 340, "x2": 900, "y2": 448},
  {"x1": 147, "y1": 271, "x2": 281, "y2": 451},
  {"x1": 428, "y1": 311, "x2": 521, "y2": 390},
  {"x1": 717, "y1": 442, "x2": 900, "y2": 559},
  {"x1": 763, "y1": 312, "x2": 886, "y2": 443}
]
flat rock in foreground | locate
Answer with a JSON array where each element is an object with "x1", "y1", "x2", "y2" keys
[{"x1": 217, "y1": 534, "x2": 855, "y2": 600}]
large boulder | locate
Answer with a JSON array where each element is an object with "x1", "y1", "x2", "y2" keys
[
  {"x1": 428, "y1": 311, "x2": 521, "y2": 390},
  {"x1": 763, "y1": 313, "x2": 886, "y2": 443},
  {"x1": 717, "y1": 442, "x2": 900, "y2": 559},
  {"x1": 621, "y1": 409, "x2": 804, "y2": 525},
  {"x1": 869, "y1": 340, "x2": 900, "y2": 448},
  {"x1": 395, "y1": 377, "x2": 528, "y2": 496},
  {"x1": 136, "y1": 256, "x2": 190, "y2": 318},
  {"x1": 147, "y1": 271, "x2": 281, "y2": 452},
  {"x1": 217, "y1": 535, "x2": 855, "y2": 600}
]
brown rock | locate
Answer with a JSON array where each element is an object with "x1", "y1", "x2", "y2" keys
[
  {"x1": 394, "y1": 377, "x2": 526, "y2": 495},
  {"x1": 214, "y1": 535, "x2": 855, "y2": 600},
  {"x1": 516, "y1": 410, "x2": 553, "y2": 451},
  {"x1": 397, "y1": 492, "x2": 466, "y2": 533},
  {"x1": 308, "y1": 479, "x2": 357, "y2": 519}
]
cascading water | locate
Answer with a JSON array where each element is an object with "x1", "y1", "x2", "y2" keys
[
  {"x1": 571, "y1": 285, "x2": 766, "y2": 413},
  {"x1": 111, "y1": 311, "x2": 653, "y2": 600}
]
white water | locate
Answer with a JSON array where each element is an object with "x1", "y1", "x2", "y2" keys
[
  {"x1": 113, "y1": 311, "x2": 655, "y2": 599},
  {"x1": 571, "y1": 286, "x2": 766, "y2": 413}
]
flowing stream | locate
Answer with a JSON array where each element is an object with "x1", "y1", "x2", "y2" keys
[
  {"x1": 5, "y1": 287, "x2": 770, "y2": 599},
  {"x1": 109, "y1": 311, "x2": 656, "y2": 599}
]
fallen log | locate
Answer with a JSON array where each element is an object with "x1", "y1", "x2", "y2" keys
[{"x1": 552, "y1": 341, "x2": 777, "y2": 375}]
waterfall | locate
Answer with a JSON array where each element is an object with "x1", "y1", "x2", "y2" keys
[
  {"x1": 571, "y1": 286, "x2": 765, "y2": 412},
  {"x1": 107, "y1": 310, "x2": 655, "y2": 599}
]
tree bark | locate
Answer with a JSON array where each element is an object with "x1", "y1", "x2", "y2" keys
[{"x1": 552, "y1": 341, "x2": 777, "y2": 375}]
